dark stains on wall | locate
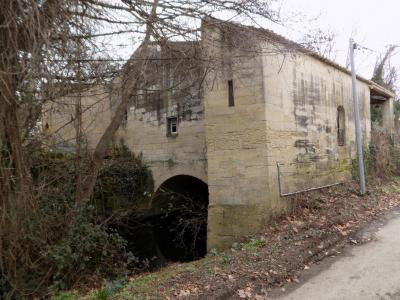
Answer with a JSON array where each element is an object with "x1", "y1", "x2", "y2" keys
[
  {"x1": 292, "y1": 71, "x2": 324, "y2": 131},
  {"x1": 127, "y1": 42, "x2": 204, "y2": 126},
  {"x1": 292, "y1": 68, "x2": 341, "y2": 165},
  {"x1": 294, "y1": 139, "x2": 320, "y2": 162}
]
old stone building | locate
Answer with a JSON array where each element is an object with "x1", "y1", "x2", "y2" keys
[{"x1": 45, "y1": 18, "x2": 395, "y2": 251}]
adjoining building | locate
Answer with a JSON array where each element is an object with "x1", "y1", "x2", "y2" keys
[{"x1": 45, "y1": 18, "x2": 395, "y2": 251}]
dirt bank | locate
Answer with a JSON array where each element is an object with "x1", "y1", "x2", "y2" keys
[{"x1": 82, "y1": 177, "x2": 400, "y2": 300}]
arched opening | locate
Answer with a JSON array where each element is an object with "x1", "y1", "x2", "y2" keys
[
  {"x1": 150, "y1": 175, "x2": 209, "y2": 262},
  {"x1": 106, "y1": 174, "x2": 208, "y2": 270},
  {"x1": 337, "y1": 106, "x2": 345, "y2": 146}
]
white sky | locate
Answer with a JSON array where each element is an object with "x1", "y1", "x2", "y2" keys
[
  {"x1": 274, "y1": 0, "x2": 400, "y2": 79},
  {"x1": 107, "y1": 0, "x2": 399, "y2": 81}
]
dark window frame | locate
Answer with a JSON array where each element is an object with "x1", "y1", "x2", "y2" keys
[{"x1": 167, "y1": 116, "x2": 178, "y2": 137}]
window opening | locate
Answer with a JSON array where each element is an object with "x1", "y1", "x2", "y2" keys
[
  {"x1": 337, "y1": 106, "x2": 345, "y2": 146},
  {"x1": 167, "y1": 117, "x2": 178, "y2": 136},
  {"x1": 228, "y1": 80, "x2": 234, "y2": 107}
]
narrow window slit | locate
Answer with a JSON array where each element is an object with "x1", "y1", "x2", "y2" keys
[{"x1": 228, "y1": 80, "x2": 235, "y2": 107}]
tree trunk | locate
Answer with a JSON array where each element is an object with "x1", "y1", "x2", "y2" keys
[
  {"x1": 75, "y1": 0, "x2": 159, "y2": 203},
  {"x1": 0, "y1": 54, "x2": 33, "y2": 209}
]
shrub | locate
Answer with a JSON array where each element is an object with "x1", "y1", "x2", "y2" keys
[
  {"x1": 94, "y1": 147, "x2": 153, "y2": 217},
  {"x1": 0, "y1": 147, "x2": 153, "y2": 299},
  {"x1": 352, "y1": 132, "x2": 400, "y2": 179},
  {"x1": 42, "y1": 204, "x2": 127, "y2": 290}
]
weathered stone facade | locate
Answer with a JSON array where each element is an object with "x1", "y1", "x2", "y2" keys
[
  {"x1": 43, "y1": 85, "x2": 112, "y2": 151},
  {"x1": 45, "y1": 19, "x2": 395, "y2": 251},
  {"x1": 202, "y1": 20, "x2": 394, "y2": 249},
  {"x1": 114, "y1": 41, "x2": 207, "y2": 190}
]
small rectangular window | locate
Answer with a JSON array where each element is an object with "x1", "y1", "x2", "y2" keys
[
  {"x1": 167, "y1": 117, "x2": 178, "y2": 136},
  {"x1": 228, "y1": 80, "x2": 234, "y2": 107}
]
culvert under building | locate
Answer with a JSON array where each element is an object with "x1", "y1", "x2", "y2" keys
[
  {"x1": 111, "y1": 175, "x2": 209, "y2": 269},
  {"x1": 150, "y1": 175, "x2": 209, "y2": 262}
]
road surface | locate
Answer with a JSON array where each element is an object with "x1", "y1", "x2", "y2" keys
[{"x1": 276, "y1": 210, "x2": 400, "y2": 300}]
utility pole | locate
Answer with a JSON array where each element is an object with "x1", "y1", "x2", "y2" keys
[{"x1": 349, "y1": 38, "x2": 366, "y2": 195}]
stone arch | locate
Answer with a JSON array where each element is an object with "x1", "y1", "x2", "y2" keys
[
  {"x1": 150, "y1": 175, "x2": 209, "y2": 262},
  {"x1": 153, "y1": 170, "x2": 208, "y2": 192}
]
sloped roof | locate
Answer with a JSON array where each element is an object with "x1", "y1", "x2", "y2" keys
[{"x1": 203, "y1": 17, "x2": 395, "y2": 98}]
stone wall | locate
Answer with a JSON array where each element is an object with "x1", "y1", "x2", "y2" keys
[
  {"x1": 116, "y1": 104, "x2": 207, "y2": 191},
  {"x1": 44, "y1": 85, "x2": 111, "y2": 151},
  {"x1": 262, "y1": 49, "x2": 371, "y2": 200},
  {"x1": 202, "y1": 21, "x2": 272, "y2": 250},
  {"x1": 202, "y1": 20, "x2": 394, "y2": 250},
  {"x1": 115, "y1": 42, "x2": 208, "y2": 190}
]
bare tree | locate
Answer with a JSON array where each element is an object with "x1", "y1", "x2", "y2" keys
[
  {"x1": 74, "y1": 0, "x2": 284, "y2": 202},
  {"x1": 1, "y1": 0, "x2": 282, "y2": 201},
  {"x1": 372, "y1": 44, "x2": 398, "y2": 91},
  {"x1": 371, "y1": 45, "x2": 400, "y2": 132},
  {"x1": 298, "y1": 28, "x2": 337, "y2": 60},
  {"x1": 0, "y1": 0, "x2": 283, "y2": 296}
]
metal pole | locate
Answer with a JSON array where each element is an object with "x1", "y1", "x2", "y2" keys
[
  {"x1": 349, "y1": 39, "x2": 366, "y2": 194},
  {"x1": 276, "y1": 162, "x2": 283, "y2": 196}
]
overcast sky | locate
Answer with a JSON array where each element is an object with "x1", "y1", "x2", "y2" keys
[
  {"x1": 273, "y1": 0, "x2": 400, "y2": 79},
  {"x1": 109, "y1": 1, "x2": 399, "y2": 81}
]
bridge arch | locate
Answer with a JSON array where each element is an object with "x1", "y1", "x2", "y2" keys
[
  {"x1": 153, "y1": 170, "x2": 208, "y2": 192},
  {"x1": 150, "y1": 174, "x2": 209, "y2": 262}
]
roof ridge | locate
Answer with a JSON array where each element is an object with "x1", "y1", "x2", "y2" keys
[{"x1": 202, "y1": 16, "x2": 394, "y2": 98}]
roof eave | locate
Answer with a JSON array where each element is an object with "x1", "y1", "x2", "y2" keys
[
  {"x1": 203, "y1": 17, "x2": 395, "y2": 99},
  {"x1": 367, "y1": 81, "x2": 395, "y2": 98}
]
